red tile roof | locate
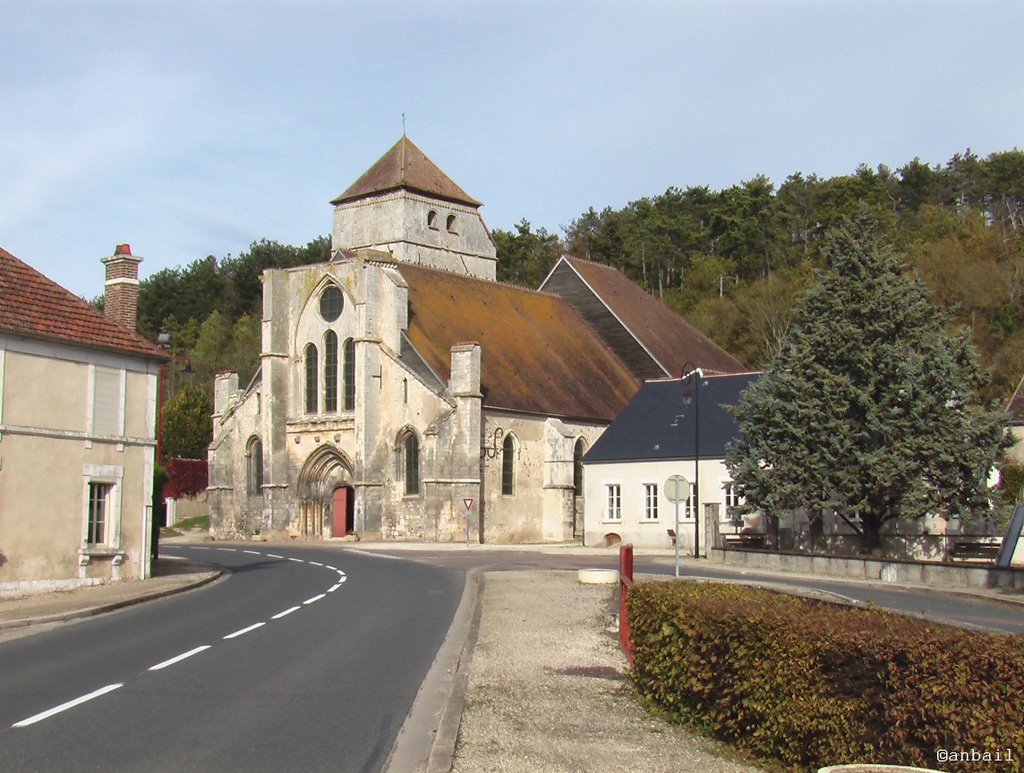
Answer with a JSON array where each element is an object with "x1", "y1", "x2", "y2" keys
[
  {"x1": 331, "y1": 136, "x2": 482, "y2": 208},
  {"x1": 395, "y1": 263, "x2": 639, "y2": 422},
  {"x1": 0, "y1": 246, "x2": 165, "y2": 360},
  {"x1": 559, "y1": 257, "x2": 746, "y2": 376}
]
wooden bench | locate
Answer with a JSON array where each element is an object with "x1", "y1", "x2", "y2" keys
[
  {"x1": 722, "y1": 533, "x2": 767, "y2": 549},
  {"x1": 949, "y1": 540, "x2": 1001, "y2": 562}
]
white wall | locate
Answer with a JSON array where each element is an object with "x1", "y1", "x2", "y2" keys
[{"x1": 583, "y1": 458, "x2": 737, "y2": 552}]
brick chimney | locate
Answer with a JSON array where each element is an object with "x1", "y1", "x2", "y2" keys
[{"x1": 101, "y1": 243, "x2": 142, "y2": 331}]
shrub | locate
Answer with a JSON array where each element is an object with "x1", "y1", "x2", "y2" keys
[{"x1": 627, "y1": 581, "x2": 1024, "y2": 772}]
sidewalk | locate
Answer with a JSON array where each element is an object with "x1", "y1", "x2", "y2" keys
[
  {"x1": 0, "y1": 555, "x2": 220, "y2": 635},
  {"x1": 449, "y1": 570, "x2": 761, "y2": 773}
]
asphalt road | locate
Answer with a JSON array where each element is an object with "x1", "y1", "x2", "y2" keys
[
  {"x1": 0, "y1": 545, "x2": 463, "y2": 773},
  {"x1": 354, "y1": 547, "x2": 1024, "y2": 634}
]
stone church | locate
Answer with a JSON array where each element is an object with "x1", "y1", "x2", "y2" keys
[{"x1": 208, "y1": 137, "x2": 744, "y2": 542}]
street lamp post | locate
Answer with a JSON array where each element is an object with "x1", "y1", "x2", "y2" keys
[{"x1": 681, "y1": 363, "x2": 701, "y2": 559}]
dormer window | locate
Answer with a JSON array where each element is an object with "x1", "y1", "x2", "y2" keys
[
  {"x1": 427, "y1": 210, "x2": 438, "y2": 229},
  {"x1": 319, "y1": 285, "x2": 343, "y2": 323},
  {"x1": 446, "y1": 214, "x2": 457, "y2": 233}
]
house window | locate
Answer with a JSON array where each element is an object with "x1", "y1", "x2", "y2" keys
[
  {"x1": 724, "y1": 481, "x2": 741, "y2": 511},
  {"x1": 605, "y1": 484, "x2": 621, "y2": 521},
  {"x1": 304, "y1": 344, "x2": 318, "y2": 414},
  {"x1": 343, "y1": 338, "x2": 355, "y2": 411},
  {"x1": 573, "y1": 438, "x2": 586, "y2": 496},
  {"x1": 643, "y1": 484, "x2": 659, "y2": 522},
  {"x1": 446, "y1": 214, "x2": 457, "y2": 233},
  {"x1": 319, "y1": 285, "x2": 343, "y2": 323},
  {"x1": 91, "y1": 366, "x2": 123, "y2": 437},
  {"x1": 87, "y1": 482, "x2": 112, "y2": 544},
  {"x1": 501, "y1": 434, "x2": 516, "y2": 496},
  {"x1": 324, "y1": 331, "x2": 338, "y2": 413},
  {"x1": 396, "y1": 431, "x2": 420, "y2": 496},
  {"x1": 683, "y1": 482, "x2": 696, "y2": 520},
  {"x1": 427, "y1": 210, "x2": 438, "y2": 229},
  {"x1": 247, "y1": 438, "x2": 264, "y2": 497}
]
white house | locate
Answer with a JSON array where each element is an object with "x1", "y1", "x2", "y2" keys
[{"x1": 582, "y1": 372, "x2": 759, "y2": 552}]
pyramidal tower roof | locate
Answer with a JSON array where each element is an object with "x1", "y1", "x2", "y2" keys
[{"x1": 331, "y1": 136, "x2": 482, "y2": 208}]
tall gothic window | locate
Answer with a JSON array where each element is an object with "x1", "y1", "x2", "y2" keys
[
  {"x1": 247, "y1": 437, "x2": 264, "y2": 497},
  {"x1": 501, "y1": 433, "x2": 516, "y2": 496},
  {"x1": 304, "y1": 343, "x2": 318, "y2": 414},
  {"x1": 573, "y1": 438, "x2": 586, "y2": 496},
  {"x1": 324, "y1": 331, "x2": 338, "y2": 413},
  {"x1": 396, "y1": 431, "x2": 420, "y2": 496},
  {"x1": 343, "y1": 338, "x2": 355, "y2": 411}
]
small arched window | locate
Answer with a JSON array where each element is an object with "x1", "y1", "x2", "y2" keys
[
  {"x1": 324, "y1": 331, "x2": 338, "y2": 413},
  {"x1": 343, "y1": 338, "x2": 355, "y2": 411},
  {"x1": 304, "y1": 343, "x2": 318, "y2": 414},
  {"x1": 573, "y1": 438, "x2": 587, "y2": 496},
  {"x1": 247, "y1": 437, "x2": 264, "y2": 497},
  {"x1": 501, "y1": 434, "x2": 516, "y2": 496},
  {"x1": 396, "y1": 431, "x2": 420, "y2": 496},
  {"x1": 446, "y1": 214, "x2": 457, "y2": 233},
  {"x1": 427, "y1": 210, "x2": 438, "y2": 229}
]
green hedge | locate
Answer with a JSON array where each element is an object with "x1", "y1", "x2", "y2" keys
[{"x1": 627, "y1": 581, "x2": 1024, "y2": 772}]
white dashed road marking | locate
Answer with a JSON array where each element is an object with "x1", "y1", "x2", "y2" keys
[
  {"x1": 13, "y1": 683, "x2": 124, "y2": 728},
  {"x1": 223, "y1": 622, "x2": 266, "y2": 640},
  {"x1": 149, "y1": 646, "x2": 211, "y2": 671},
  {"x1": 12, "y1": 545, "x2": 352, "y2": 729}
]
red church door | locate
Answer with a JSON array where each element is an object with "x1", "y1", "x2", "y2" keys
[{"x1": 331, "y1": 486, "x2": 353, "y2": 537}]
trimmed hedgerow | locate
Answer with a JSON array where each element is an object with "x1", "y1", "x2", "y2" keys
[{"x1": 626, "y1": 581, "x2": 1024, "y2": 772}]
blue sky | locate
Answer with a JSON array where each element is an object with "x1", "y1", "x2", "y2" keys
[{"x1": 2, "y1": 0, "x2": 1022, "y2": 300}]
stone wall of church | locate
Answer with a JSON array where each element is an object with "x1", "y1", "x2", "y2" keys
[
  {"x1": 478, "y1": 413, "x2": 605, "y2": 543},
  {"x1": 208, "y1": 373, "x2": 265, "y2": 539}
]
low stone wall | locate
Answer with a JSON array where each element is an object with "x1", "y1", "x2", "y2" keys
[{"x1": 710, "y1": 547, "x2": 1024, "y2": 591}]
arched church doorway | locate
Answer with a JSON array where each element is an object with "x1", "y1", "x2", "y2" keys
[
  {"x1": 331, "y1": 485, "x2": 355, "y2": 537},
  {"x1": 297, "y1": 446, "x2": 355, "y2": 538}
]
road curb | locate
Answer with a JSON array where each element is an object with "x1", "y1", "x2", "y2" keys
[
  {"x1": 0, "y1": 569, "x2": 223, "y2": 631},
  {"x1": 385, "y1": 569, "x2": 484, "y2": 773}
]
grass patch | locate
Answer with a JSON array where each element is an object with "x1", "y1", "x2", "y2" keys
[{"x1": 172, "y1": 514, "x2": 209, "y2": 530}]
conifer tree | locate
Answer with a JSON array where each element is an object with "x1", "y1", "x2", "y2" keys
[{"x1": 725, "y1": 210, "x2": 1008, "y2": 553}]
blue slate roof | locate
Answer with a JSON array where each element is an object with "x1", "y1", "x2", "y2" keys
[{"x1": 583, "y1": 372, "x2": 760, "y2": 463}]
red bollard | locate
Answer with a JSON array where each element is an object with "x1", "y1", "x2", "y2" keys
[{"x1": 619, "y1": 543, "x2": 634, "y2": 666}]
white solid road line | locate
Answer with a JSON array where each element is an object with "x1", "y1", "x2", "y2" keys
[
  {"x1": 12, "y1": 683, "x2": 124, "y2": 728},
  {"x1": 223, "y1": 622, "x2": 266, "y2": 640},
  {"x1": 272, "y1": 606, "x2": 301, "y2": 620},
  {"x1": 149, "y1": 646, "x2": 211, "y2": 671}
]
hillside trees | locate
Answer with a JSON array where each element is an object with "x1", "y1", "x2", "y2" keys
[{"x1": 725, "y1": 212, "x2": 1008, "y2": 553}]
